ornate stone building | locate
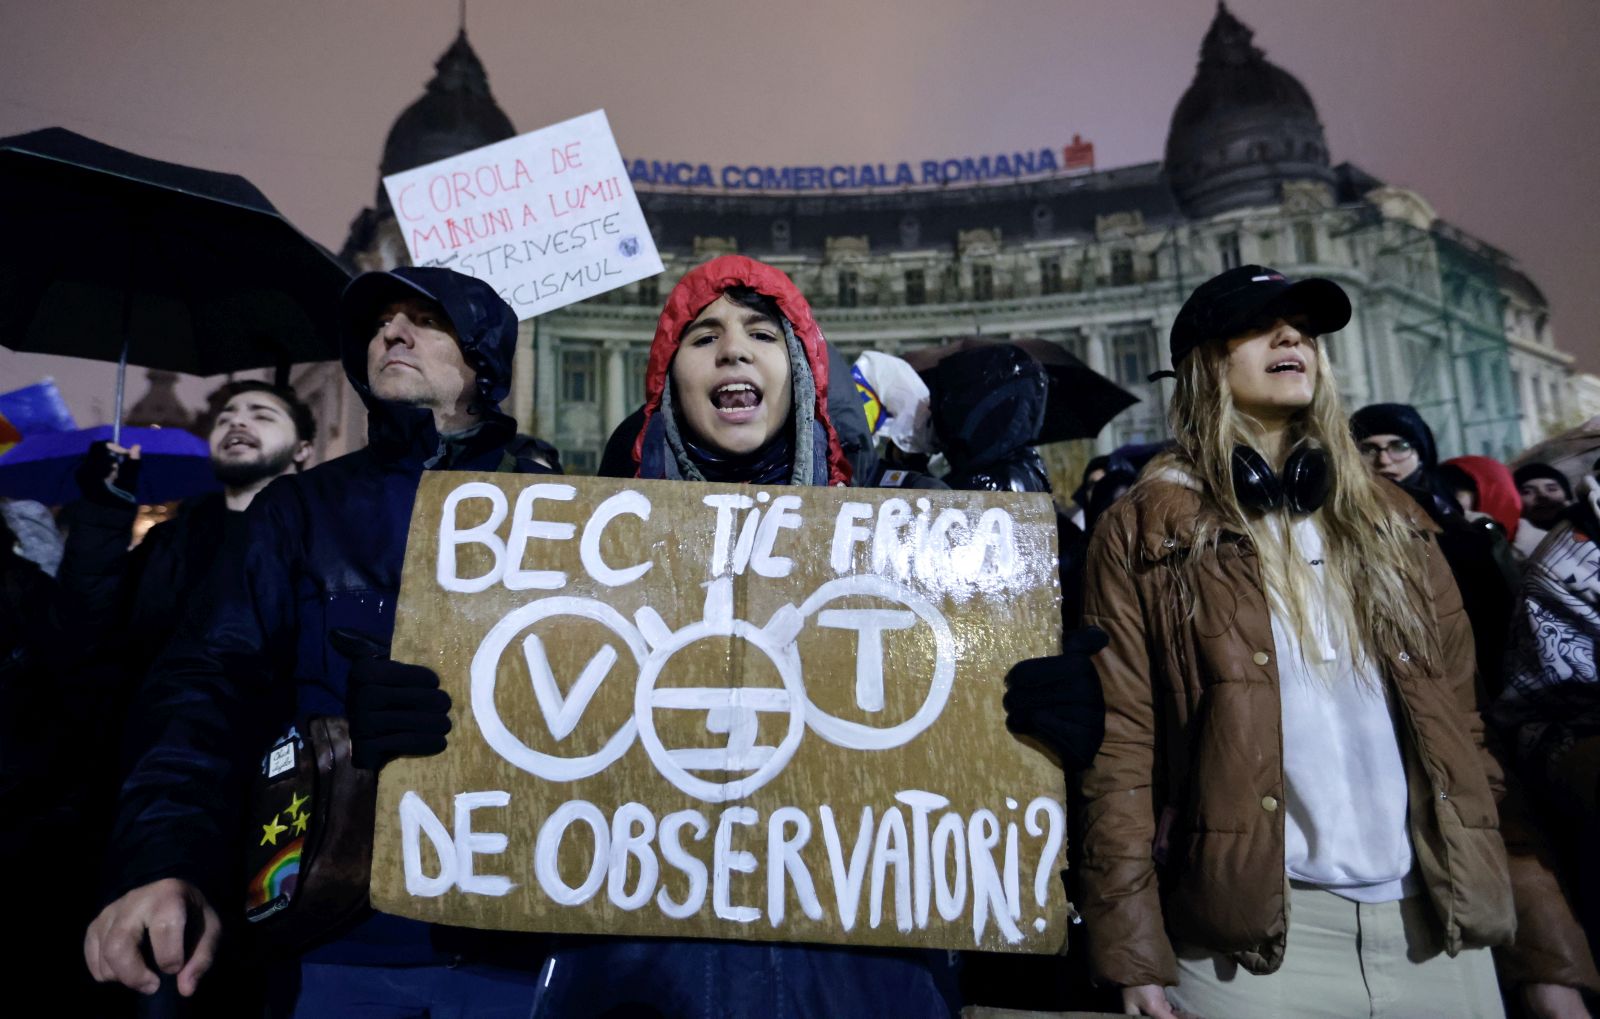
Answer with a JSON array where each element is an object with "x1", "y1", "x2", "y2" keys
[{"x1": 336, "y1": 4, "x2": 1593, "y2": 473}]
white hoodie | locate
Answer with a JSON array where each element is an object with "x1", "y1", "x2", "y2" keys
[{"x1": 1269, "y1": 516, "x2": 1416, "y2": 902}]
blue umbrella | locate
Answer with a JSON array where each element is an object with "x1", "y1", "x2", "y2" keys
[{"x1": 0, "y1": 425, "x2": 216, "y2": 505}]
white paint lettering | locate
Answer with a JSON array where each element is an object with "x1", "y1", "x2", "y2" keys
[
  {"x1": 919, "y1": 509, "x2": 970, "y2": 585},
  {"x1": 505, "y1": 483, "x2": 577, "y2": 590},
  {"x1": 1004, "y1": 814, "x2": 1022, "y2": 921},
  {"x1": 871, "y1": 498, "x2": 912, "y2": 577},
  {"x1": 607, "y1": 801, "x2": 659, "y2": 911},
  {"x1": 703, "y1": 494, "x2": 753, "y2": 577},
  {"x1": 400, "y1": 791, "x2": 456, "y2": 897},
  {"x1": 580, "y1": 489, "x2": 653, "y2": 586},
  {"x1": 819, "y1": 805, "x2": 875, "y2": 932},
  {"x1": 829, "y1": 502, "x2": 873, "y2": 574},
  {"x1": 767, "y1": 806, "x2": 823, "y2": 926},
  {"x1": 656, "y1": 809, "x2": 710, "y2": 919},
  {"x1": 868, "y1": 806, "x2": 913, "y2": 932},
  {"x1": 817, "y1": 608, "x2": 916, "y2": 713},
  {"x1": 957, "y1": 507, "x2": 1017, "y2": 579},
  {"x1": 967, "y1": 809, "x2": 1023, "y2": 944},
  {"x1": 895, "y1": 790, "x2": 950, "y2": 929},
  {"x1": 730, "y1": 505, "x2": 762, "y2": 575},
  {"x1": 1027, "y1": 796, "x2": 1067, "y2": 913},
  {"x1": 713, "y1": 806, "x2": 760, "y2": 922},
  {"x1": 534, "y1": 800, "x2": 609, "y2": 906},
  {"x1": 437, "y1": 482, "x2": 508, "y2": 593},
  {"x1": 453, "y1": 790, "x2": 514, "y2": 896},
  {"x1": 749, "y1": 495, "x2": 803, "y2": 577},
  {"x1": 932, "y1": 811, "x2": 968, "y2": 922}
]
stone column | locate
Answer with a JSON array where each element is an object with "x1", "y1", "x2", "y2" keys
[
  {"x1": 604, "y1": 342, "x2": 628, "y2": 435},
  {"x1": 534, "y1": 324, "x2": 558, "y2": 441},
  {"x1": 511, "y1": 320, "x2": 536, "y2": 435},
  {"x1": 1083, "y1": 326, "x2": 1116, "y2": 454},
  {"x1": 1518, "y1": 366, "x2": 1537, "y2": 448}
]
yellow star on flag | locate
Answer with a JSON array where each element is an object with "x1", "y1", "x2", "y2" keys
[
  {"x1": 261, "y1": 816, "x2": 289, "y2": 846},
  {"x1": 291, "y1": 811, "x2": 309, "y2": 835},
  {"x1": 287, "y1": 791, "x2": 310, "y2": 816}
]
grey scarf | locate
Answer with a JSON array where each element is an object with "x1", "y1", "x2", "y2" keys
[{"x1": 661, "y1": 317, "x2": 818, "y2": 485}]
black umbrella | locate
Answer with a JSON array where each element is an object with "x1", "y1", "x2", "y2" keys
[
  {"x1": 0, "y1": 127, "x2": 350, "y2": 441},
  {"x1": 902, "y1": 336, "x2": 1138, "y2": 443}
]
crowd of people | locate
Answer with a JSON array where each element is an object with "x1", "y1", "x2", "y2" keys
[{"x1": 1, "y1": 254, "x2": 1598, "y2": 1018}]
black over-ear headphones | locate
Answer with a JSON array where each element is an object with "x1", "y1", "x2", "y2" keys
[{"x1": 1231, "y1": 443, "x2": 1332, "y2": 514}]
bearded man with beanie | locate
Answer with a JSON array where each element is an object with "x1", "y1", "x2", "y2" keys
[{"x1": 1516, "y1": 462, "x2": 1577, "y2": 558}]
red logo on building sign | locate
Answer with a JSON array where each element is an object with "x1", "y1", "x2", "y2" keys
[{"x1": 1064, "y1": 135, "x2": 1095, "y2": 174}]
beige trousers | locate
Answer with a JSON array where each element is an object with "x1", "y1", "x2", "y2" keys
[{"x1": 1167, "y1": 884, "x2": 1504, "y2": 1019}]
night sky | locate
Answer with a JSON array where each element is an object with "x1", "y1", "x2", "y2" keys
[{"x1": 3, "y1": 0, "x2": 1597, "y2": 424}]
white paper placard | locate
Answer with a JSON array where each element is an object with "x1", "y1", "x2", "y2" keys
[{"x1": 383, "y1": 109, "x2": 663, "y2": 320}]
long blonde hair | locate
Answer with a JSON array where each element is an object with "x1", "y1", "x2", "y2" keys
[{"x1": 1149, "y1": 339, "x2": 1436, "y2": 672}]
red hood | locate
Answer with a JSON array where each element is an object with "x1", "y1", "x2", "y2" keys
[
  {"x1": 632, "y1": 255, "x2": 850, "y2": 485},
  {"x1": 1443, "y1": 455, "x2": 1521, "y2": 535}
]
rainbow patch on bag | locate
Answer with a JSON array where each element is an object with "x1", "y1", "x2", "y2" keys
[{"x1": 247, "y1": 837, "x2": 303, "y2": 909}]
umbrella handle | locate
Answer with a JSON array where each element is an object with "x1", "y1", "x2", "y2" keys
[{"x1": 112, "y1": 331, "x2": 129, "y2": 446}]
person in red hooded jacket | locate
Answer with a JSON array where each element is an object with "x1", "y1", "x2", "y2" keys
[
  {"x1": 1442, "y1": 455, "x2": 1525, "y2": 540},
  {"x1": 512, "y1": 256, "x2": 1105, "y2": 1018},
  {"x1": 628, "y1": 256, "x2": 850, "y2": 487}
]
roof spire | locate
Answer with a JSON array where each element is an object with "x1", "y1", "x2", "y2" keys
[
  {"x1": 372, "y1": 23, "x2": 515, "y2": 180},
  {"x1": 1200, "y1": 1, "x2": 1263, "y2": 67}
]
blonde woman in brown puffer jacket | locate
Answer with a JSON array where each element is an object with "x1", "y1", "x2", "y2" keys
[{"x1": 1080, "y1": 266, "x2": 1597, "y2": 1019}]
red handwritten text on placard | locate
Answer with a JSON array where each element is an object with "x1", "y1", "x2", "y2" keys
[
  {"x1": 397, "y1": 159, "x2": 537, "y2": 221},
  {"x1": 551, "y1": 142, "x2": 584, "y2": 174},
  {"x1": 383, "y1": 110, "x2": 663, "y2": 319},
  {"x1": 548, "y1": 177, "x2": 625, "y2": 219}
]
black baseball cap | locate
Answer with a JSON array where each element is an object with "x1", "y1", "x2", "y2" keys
[{"x1": 1167, "y1": 265, "x2": 1351, "y2": 366}]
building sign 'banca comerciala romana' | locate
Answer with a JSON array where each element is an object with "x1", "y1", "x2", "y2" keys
[{"x1": 626, "y1": 137, "x2": 1095, "y2": 192}]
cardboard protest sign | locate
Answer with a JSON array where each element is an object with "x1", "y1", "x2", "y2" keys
[
  {"x1": 372, "y1": 474, "x2": 1068, "y2": 953},
  {"x1": 382, "y1": 110, "x2": 663, "y2": 319}
]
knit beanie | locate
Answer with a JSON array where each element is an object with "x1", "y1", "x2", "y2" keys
[
  {"x1": 1512, "y1": 462, "x2": 1574, "y2": 500},
  {"x1": 1350, "y1": 403, "x2": 1438, "y2": 471}
]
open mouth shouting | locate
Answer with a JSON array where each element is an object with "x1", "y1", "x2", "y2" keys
[
  {"x1": 710, "y1": 378, "x2": 764, "y2": 424},
  {"x1": 669, "y1": 293, "x2": 796, "y2": 456},
  {"x1": 218, "y1": 430, "x2": 261, "y2": 455},
  {"x1": 1266, "y1": 356, "x2": 1306, "y2": 375}
]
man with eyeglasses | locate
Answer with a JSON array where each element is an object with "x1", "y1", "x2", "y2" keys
[
  {"x1": 1351, "y1": 403, "x2": 1431, "y2": 487},
  {"x1": 1352, "y1": 402, "x2": 1521, "y2": 700}
]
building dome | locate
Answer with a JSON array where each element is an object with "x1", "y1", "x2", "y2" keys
[
  {"x1": 342, "y1": 29, "x2": 518, "y2": 265},
  {"x1": 1163, "y1": 3, "x2": 1334, "y2": 217},
  {"x1": 377, "y1": 30, "x2": 516, "y2": 185}
]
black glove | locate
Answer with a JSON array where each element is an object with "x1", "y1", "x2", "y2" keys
[
  {"x1": 1002, "y1": 626, "x2": 1109, "y2": 770},
  {"x1": 74, "y1": 440, "x2": 141, "y2": 508},
  {"x1": 331, "y1": 627, "x2": 452, "y2": 771}
]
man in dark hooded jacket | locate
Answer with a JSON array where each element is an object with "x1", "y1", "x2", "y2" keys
[
  {"x1": 84, "y1": 267, "x2": 558, "y2": 1016},
  {"x1": 1351, "y1": 402, "x2": 1519, "y2": 698},
  {"x1": 928, "y1": 344, "x2": 1052, "y2": 494}
]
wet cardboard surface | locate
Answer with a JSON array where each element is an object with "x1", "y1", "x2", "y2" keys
[{"x1": 372, "y1": 473, "x2": 1066, "y2": 953}]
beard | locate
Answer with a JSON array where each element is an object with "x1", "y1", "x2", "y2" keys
[{"x1": 212, "y1": 442, "x2": 298, "y2": 488}]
